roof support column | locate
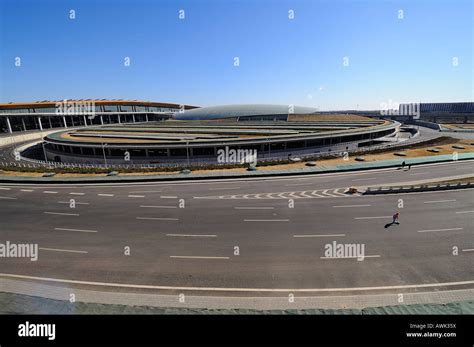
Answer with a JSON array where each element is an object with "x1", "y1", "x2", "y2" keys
[
  {"x1": 145, "y1": 114, "x2": 149, "y2": 122},
  {"x1": 21, "y1": 118, "x2": 26, "y2": 131},
  {"x1": 37, "y1": 117, "x2": 43, "y2": 131},
  {"x1": 100, "y1": 115, "x2": 104, "y2": 125},
  {"x1": 63, "y1": 116, "x2": 68, "y2": 128},
  {"x1": 83, "y1": 116, "x2": 87, "y2": 126},
  {"x1": 6, "y1": 117, "x2": 12, "y2": 133},
  {"x1": 132, "y1": 114, "x2": 136, "y2": 123},
  {"x1": 117, "y1": 114, "x2": 121, "y2": 124}
]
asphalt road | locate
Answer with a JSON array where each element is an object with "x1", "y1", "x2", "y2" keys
[{"x1": 0, "y1": 159, "x2": 473, "y2": 301}]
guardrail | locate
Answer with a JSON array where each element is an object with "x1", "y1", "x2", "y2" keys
[{"x1": 365, "y1": 182, "x2": 474, "y2": 194}]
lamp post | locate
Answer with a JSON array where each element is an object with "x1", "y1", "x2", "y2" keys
[
  {"x1": 101, "y1": 135, "x2": 108, "y2": 169},
  {"x1": 186, "y1": 141, "x2": 190, "y2": 167}
]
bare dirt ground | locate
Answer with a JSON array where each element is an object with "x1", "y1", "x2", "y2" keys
[{"x1": 442, "y1": 124, "x2": 474, "y2": 129}]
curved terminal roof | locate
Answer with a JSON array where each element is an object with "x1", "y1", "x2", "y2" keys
[
  {"x1": 174, "y1": 104, "x2": 318, "y2": 120},
  {"x1": 0, "y1": 99, "x2": 198, "y2": 110}
]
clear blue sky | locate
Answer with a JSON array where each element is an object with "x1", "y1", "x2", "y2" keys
[{"x1": 0, "y1": 0, "x2": 472, "y2": 110}]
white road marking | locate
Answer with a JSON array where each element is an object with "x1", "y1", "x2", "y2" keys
[
  {"x1": 161, "y1": 196, "x2": 177, "y2": 199},
  {"x1": 129, "y1": 190, "x2": 162, "y2": 193},
  {"x1": 0, "y1": 187, "x2": 11, "y2": 190},
  {"x1": 423, "y1": 199, "x2": 456, "y2": 204},
  {"x1": 170, "y1": 256, "x2": 229, "y2": 260},
  {"x1": 234, "y1": 207, "x2": 274, "y2": 210},
  {"x1": 44, "y1": 212, "x2": 79, "y2": 216},
  {"x1": 355, "y1": 216, "x2": 391, "y2": 220},
  {"x1": 456, "y1": 211, "x2": 474, "y2": 214},
  {"x1": 321, "y1": 190, "x2": 338, "y2": 197},
  {"x1": 54, "y1": 228, "x2": 98, "y2": 233},
  {"x1": 39, "y1": 247, "x2": 88, "y2": 254},
  {"x1": 462, "y1": 249, "x2": 474, "y2": 252},
  {"x1": 128, "y1": 195, "x2": 145, "y2": 198},
  {"x1": 2, "y1": 273, "x2": 474, "y2": 293},
  {"x1": 209, "y1": 187, "x2": 241, "y2": 190},
  {"x1": 320, "y1": 255, "x2": 381, "y2": 259},
  {"x1": 20, "y1": 189, "x2": 34, "y2": 192},
  {"x1": 166, "y1": 234, "x2": 217, "y2": 238},
  {"x1": 98, "y1": 194, "x2": 114, "y2": 197},
  {"x1": 43, "y1": 191, "x2": 58, "y2": 194},
  {"x1": 0, "y1": 196, "x2": 17, "y2": 200},
  {"x1": 409, "y1": 172, "x2": 429, "y2": 175},
  {"x1": 333, "y1": 204, "x2": 371, "y2": 208},
  {"x1": 58, "y1": 201, "x2": 89, "y2": 205},
  {"x1": 285, "y1": 183, "x2": 314, "y2": 186},
  {"x1": 69, "y1": 192, "x2": 85, "y2": 195},
  {"x1": 136, "y1": 217, "x2": 179, "y2": 221},
  {"x1": 294, "y1": 234, "x2": 346, "y2": 238},
  {"x1": 140, "y1": 205, "x2": 177, "y2": 209},
  {"x1": 418, "y1": 228, "x2": 463, "y2": 233},
  {"x1": 244, "y1": 219, "x2": 289, "y2": 222}
]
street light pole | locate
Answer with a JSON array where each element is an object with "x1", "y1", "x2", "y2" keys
[
  {"x1": 186, "y1": 141, "x2": 190, "y2": 167},
  {"x1": 40, "y1": 118, "x2": 48, "y2": 163},
  {"x1": 101, "y1": 135, "x2": 108, "y2": 169}
]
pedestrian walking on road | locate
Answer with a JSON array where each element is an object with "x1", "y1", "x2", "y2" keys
[
  {"x1": 401, "y1": 161, "x2": 406, "y2": 169},
  {"x1": 408, "y1": 163, "x2": 412, "y2": 170},
  {"x1": 392, "y1": 212, "x2": 400, "y2": 225}
]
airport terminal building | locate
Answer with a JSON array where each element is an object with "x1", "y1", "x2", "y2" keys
[
  {"x1": 2, "y1": 100, "x2": 400, "y2": 164},
  {"x1": 0, "y1": 100, "x2": 197, "y2": 133}
]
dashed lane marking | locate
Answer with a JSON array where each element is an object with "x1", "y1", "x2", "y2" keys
[
  {"x1": 244, "y1": 219, "x2": 289, "y2": 222},
  {"x1": 44, "y1": 212, "x2": 80, "y2": 216},
  {"x1": 136, "y1": 217, "x2": 179, "y2": 221},
  {"x1": 54, "y1": 228, "x2": 98, "y2": 233},
  {"x1": 423, "y1": 199, "x2": 456, "y2": 204},
  {"x1": 170, "y1": 256, "x2": 229, "y2": 260},
  {"x1": 418, "y1": 228, "x2": 463, "y2": 233},
  {"x1": 320, "y1": 255, "x2": 381, "y2": 260},
  {"x1": 39, "y1": 247, "x2": 88, "y2": 254},
  {"x1": 234, "y1": 207, "x2": 274, "y2": 210},
  {"x1": 294, "y1": 234, "x2": 346, "y2": 238},
  {"x1": 166, "y1": 234, "x2": 217, "y2": 238},
  {"x1": 333, "y1": 204, "x2": 371, "y2": 208}
]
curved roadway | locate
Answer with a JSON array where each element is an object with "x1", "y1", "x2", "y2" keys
[{"x1": 0, "y1": 159, "x2": 473, "y2": 310}]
